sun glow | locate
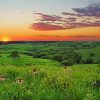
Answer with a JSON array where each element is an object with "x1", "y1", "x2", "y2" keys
[{"x1": 1, "y1": 37, "x2": 10, "y2": 43}]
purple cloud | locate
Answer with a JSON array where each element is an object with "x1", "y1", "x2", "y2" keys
[
  {"x1": 31, "y1": 3, "x2": 100, "y2": 31},
  {"x1": 34, "y1": 13, "x2": 62, "y2": 22},
  {"x1": 62, "y1": 12, "x2": 83, "y2": 17},
  {"x1": 73, "y1": 3, "x2": 100, "y2": 17}
]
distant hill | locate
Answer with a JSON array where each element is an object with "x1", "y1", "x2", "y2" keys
[{"x1": 0, "y1": 41, "x2": 100, "y2": 63}]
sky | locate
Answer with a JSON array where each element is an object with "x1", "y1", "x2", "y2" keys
[{"x1": 0, "y1": 0, "x2": 100, "y2": 41}]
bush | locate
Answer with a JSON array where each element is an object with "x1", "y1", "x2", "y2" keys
[
  {"x1": 84, "y1": 57, "x2": 93, "y2": 64},
  {"x1": 22, "y1": 52, "x2": 33, "y2": 56},
  {"x1": 51, "y1": 54, "x2": 63, "y2": 62},
  {"x1": 62, "y1": 52, "x2": 82, "y2": 64},
  {"x1": 10, "y1": 51, "x2": 20, "y2": 58},
  {"x1": 33, "y1": 52, "x2": 47, "y2": 58},
  {"x1": 93, "y1": 80, "x2": 100, "y2": 88},
  {"x1": 73, "y1": 53, "x2": 82, "y2": 64},
  {"x1": 90, "y1": 53, "x2": 95, "y2": 57},
  {"x1": 62, "y1": 59, "x2": 74, "y2": 66}
]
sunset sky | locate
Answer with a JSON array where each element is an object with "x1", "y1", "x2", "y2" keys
[{"x1": 0, "y1": 0, "x2": 100, "y2": 41}]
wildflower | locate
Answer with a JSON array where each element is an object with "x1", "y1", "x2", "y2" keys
[
  {"x1": 65, "y1": 68, "x2": 72, "y2": 73},
  {"x1": 16, "y1": 78, "x2": 24, "y2": 84},
  {"x1": 32, "y1": 68, "x2": 38, "y2": 74},
  {"x1": 93, "y1": 80, "x2": 100, "y2": 88},
  {"x1": 68, "y1": 69, "x2": 72, "y2": 73},
  {"x1": 0, "y1": 75, "x2": 5, "y2": 81},
  {"x1": 64, "y1": 66, "x2": 67, "y2": 70}
]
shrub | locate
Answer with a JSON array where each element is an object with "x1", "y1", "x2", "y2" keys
[
  {"x1": 62, "y1": 59, "x2": 74, "y2": 66},
  {"x1": 93, "y1": 80, "x2": 100, "y2": 88},
  {"x1": 62, "y1": 52, "x2": 82, "y2": 64},
  {"x1": 51, "y1": 54, "x2": 63, "y2": 62},
  {"x1": 90, "y1": 53, "x2": 95, "y2": 57},
  {"x1": 33, "y1": 53, "x2": 47, "y2": 58},
  {"x1": 22, "y1": 52, "x2": 33, "y2": 56},
  {"x1": 10, "y1": 51, "x2": 20, "y2": 58},
  {"x1": 84, "y1": 57, "x2": 93, "y2": 64}
]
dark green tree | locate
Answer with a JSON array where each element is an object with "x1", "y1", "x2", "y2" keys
[
  {"x1": 10, "y1": 51, "x2": 20, "y2": 58},
  {"x1": 51, "y1": 54, "x2": 63, "y2": 62},
  {"x1": 84, "y1": 57, "x2": 93, "y2": 64},
  {"x1": 33, "y1": 52, "x2": 47, "y2": 58},
  {"x1": 90, "y1": 53, "x2": 95, "y2": 57},
  {"x1": 62, "y1": 59, "x2": 74, "y2": 66}
]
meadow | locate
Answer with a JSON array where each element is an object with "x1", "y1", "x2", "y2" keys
[{"x1": 0, "y1": 42, "x2": 100, "y2": 100}]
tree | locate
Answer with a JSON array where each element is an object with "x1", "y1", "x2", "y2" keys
[
  {"x1": 90, "y1": 53, "x2": 95, "y2": 57},
  {"x1": 84, "y1": 57, "x2": 93, "y2": 64},
  {"x1": 62, "y1": 59, "x2": 74, "y2": 66},
  {"x1": 74, "y1": 53, "x2": 82, "y2": 64},
  {"x1": 33, "y1": 52, "x2": 47, "y2": 58},
  {"x1": 51, "y1": 54, "x2": 63, "y2": 62},
  {"x1": 10, "y1": 51, "x2": 20, "y2": 58},
  {"x1": 22, "y1": 52, "x2": 33, "y2": 56},
  {"x1": 62, "y1": 52, "x2": 82, "y2": 64}
]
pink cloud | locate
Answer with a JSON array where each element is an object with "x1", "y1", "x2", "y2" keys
[
  {"x1": 34, "y1": 13, "x2": 62, "y2": 22},
  {"x1": 31, "y1": 3, "x2": 100, "y2": 31},
  {"x1": 31, "y1": 22, "x2": 66, "y2": 31}
]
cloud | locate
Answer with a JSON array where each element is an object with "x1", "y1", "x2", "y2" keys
[
  {"x1": 31, "y1": 22, "x2": 66, "y2": 31},
  {"x1": 31, "y1": 3, "x2": 100, "y2": 31},
  {"x1": 34, "y1": 13, "x2": 62, "y2": 22},
  {"x1": 67, "y1": 21, "x2": 100, "y2": 28},
  {"x1": 73, "y1": 3, "x2": 100, "y2": 17},
  {"x1": 62, "y1": 12, "x2": 83, "y2": 17}
]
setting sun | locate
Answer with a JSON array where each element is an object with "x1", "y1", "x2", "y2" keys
[{"x1": 1, "y1": 37, "x2": 10, "y2": 43}]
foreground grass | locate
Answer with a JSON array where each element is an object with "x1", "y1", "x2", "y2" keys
[{"x1": 0, "y1": 55, "x2": 100, "y2": 100}]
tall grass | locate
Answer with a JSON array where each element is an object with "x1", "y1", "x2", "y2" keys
[{"x1": 0, "y1": 63, "x2": 99, "y2": 100}]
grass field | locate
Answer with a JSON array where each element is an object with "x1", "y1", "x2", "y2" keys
[
  {"x1": 0, "y1": 54, "x2": 100, "y2": 100},
  {"x1": 0, "y1": 42, "x2": 100, "y2": 100}
]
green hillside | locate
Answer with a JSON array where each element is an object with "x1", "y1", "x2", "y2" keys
[
  {"x1": 0, "y1": 54, "x2": 100, "y2": 100},
  {"x1": 76, "y1": 47, "x2": 100, "y2": 61},
  {"x1": 0, "y1": 41, "x2": 100, "y2": 63},
  {"x1": 0, "y1": 42, "x2": 100, "y2": 100}
]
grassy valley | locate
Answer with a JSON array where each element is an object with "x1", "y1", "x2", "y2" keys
[{"x1": 0, "y1": 41, "x2": 100, "y2": 100}]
